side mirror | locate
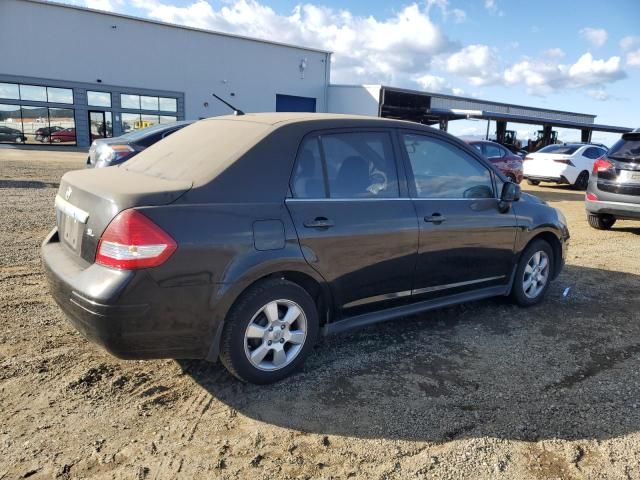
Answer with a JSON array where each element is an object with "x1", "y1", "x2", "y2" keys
[{"x1": 499, "y1": 181, "x2": 521, "y2": 212}]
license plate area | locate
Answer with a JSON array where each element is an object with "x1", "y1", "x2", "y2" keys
[
  {"x1": 54, "y1": 195, "x2": 89, "y2": 256},
  {"x1": 57, "y1": 211, "x2": 84, "y2": 254},
  {"x1": 619, "y1": 170, "x2": 640, "y2": 184}
]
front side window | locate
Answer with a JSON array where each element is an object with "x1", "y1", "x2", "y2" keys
[
  {"x1": 322, "y1": 132, "x2": 399, "y2": 198},
  {"x1": 402, "y1": 133, "x2": 494, "y2": 199}
]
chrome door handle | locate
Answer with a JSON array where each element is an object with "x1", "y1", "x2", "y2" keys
[
  {"x1": 424, "y1": 214, "x2": 446, "y2": 224},
  {"x1": 304, "y1": 217, "x2": 334, "y2": 228}
]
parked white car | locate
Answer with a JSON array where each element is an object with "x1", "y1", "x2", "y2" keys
[{"x1": 523, "y1": 143, "x2": 608, "y2": 190}]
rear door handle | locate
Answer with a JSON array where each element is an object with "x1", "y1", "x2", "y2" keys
[
  {"x1": 424, "y1": 213, "x2": 446, "y2": 224},
  {"x1": 304, "y1": 217, "x2": 335, "y2": 229}
]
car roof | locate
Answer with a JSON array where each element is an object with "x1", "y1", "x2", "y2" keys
[{"x1": 200, "y1": 112, "x2": 420, "y2": 128}]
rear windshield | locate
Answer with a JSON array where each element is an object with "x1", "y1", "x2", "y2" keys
[
  {"x1": 609, "y1": 134, "x2": 640, "y2": 161},
  {"x1": 538, "y1": 145, "x2": 580, "y2": 154},
  {"x1": 123, "y1": 119, "x2": 271, "y2": 183}
]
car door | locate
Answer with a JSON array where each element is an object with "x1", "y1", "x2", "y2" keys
[
  {"x1": 285, "y1": 129, "x2": 419, "y2": 315},
  {"x1": 398, "y1": 131, "x2": 518, "y2": 299}
]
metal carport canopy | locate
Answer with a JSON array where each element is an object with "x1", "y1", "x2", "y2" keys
[{"x1": 429, "y1": 108, "x2": 633, "y2": 134}]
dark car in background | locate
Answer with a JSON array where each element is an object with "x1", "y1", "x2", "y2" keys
[
  {"x1": 0, "y1": 126, "x2": 27, "y2": 143},
  {"x1": 87, "y1": 121, "x2": 193, "y2": 168},
  {"x1": 35, "y1": 126, "x2": 65, "y2": 142},
  {"x1": 466, "y1": 139, "x2": 524, "y2": 183},
  {"x1": 42, "y1": 113, "x2": 569, "y2": 384},
  {"x1": 586, "y1": 129, "x2": 640, "y2": 229}
]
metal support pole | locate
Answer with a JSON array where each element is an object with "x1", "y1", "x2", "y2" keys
[
  {"x1": 542, "y1": 125, "x2": 552, "y2": 147},
  {"x1": 486, "y1": 120, "x2": 490, "y2": 140},
  {"x1": 496, "y1": 121, "x2": 507, "y2": 144},
  {"x1": 581, "y1": 128, "x2": 592, "y2": 143}
]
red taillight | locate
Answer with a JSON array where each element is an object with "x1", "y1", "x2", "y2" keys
[
  {"x1": 586, "y1": 192, "x2": 598, "y2": 201},
  {"x1": 96, "y1": 209, "x2": 177, "y2": 270},
  {"x1": 524, "y1": 156, "x2": 533, "y2": 161},
  {"x1": 553, "y1": 158, "x2": 575, "y2": 166},
  {"x1": 592, "y1": 157, "x2": 614, "y2": 175}
]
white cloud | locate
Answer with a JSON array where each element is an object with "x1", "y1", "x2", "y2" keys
[
  {"x1": 544, "y1": 48, "x2": 565, "y2": 59},
  {"x1": 444, "y1": 44, "x2": 501, "y2": 85},
  {"x1": 425, "y1": 0, "x2": 466, "y2": 23},
  {"x1": 587, "y1": 89, "x2": 610, "y2": 101},
  {"x1": 579, "y1": 27, "x2": 608, "y2": 47},
  {"x1": 484, "y1": 0, "x2": 504, "y2": 16},
  {"x1": 124, "y1": 0, "x2": 456, "y2": 85},
  {"x1": 628, "y1": 50, "x2": 640, "y2": 67},
  {"x1": 503, "y1": 53, "x2": 625, "y2": 95},
  {"x1": 412, "y1": 74, "x2": 464, "y2": 95},
  {"x1": 619, "y1": 36, "x2": 640, "y2": 68},
  {"x1": 620, "y1": 35, "x2": 640, "y2": 51}
]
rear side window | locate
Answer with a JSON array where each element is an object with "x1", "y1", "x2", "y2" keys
[
  {"x1": 291, "y1": 131, "x2": 400, "y2": 199},
  {"x1": 402, "y1": 134, "x2": 494, "y2": 199},
  {"x1": 483, "y1": 143, "x2": 505, "y2": 158},
  {"x1": 583, "y1": 147, "x2": 603, "y2": 159},
  {"x1": 291, "y1": 137, "x2": 325, "y2": 198}
]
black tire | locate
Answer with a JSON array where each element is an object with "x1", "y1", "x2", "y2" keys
[
  {"x1": 527, "y1": 179, "x2": 540, "y2": 186},
  {"x1": 573, "y1": 171, "x2": 589, "y2": 190},
  {"x1": 511, "y1": 239, "x2": 554, "y2": 307},
  {"x1": 587, "y1": 213, "x2": 616, "y2": 230},
  {"x1": 219, "y1": 278, "x2": 319, "y2": 384}
]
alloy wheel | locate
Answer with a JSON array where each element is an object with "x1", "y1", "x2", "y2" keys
[
  {"x1": 523, "y1": 250, "x2": 550, "y2": 299},
  {"x1": 243, "y1": 299, "x2": 307, "y2": 371}
]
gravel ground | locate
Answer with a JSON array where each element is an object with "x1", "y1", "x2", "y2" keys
[{"x1": 1, "y1": 147, "x2": 640, "y2": 480}]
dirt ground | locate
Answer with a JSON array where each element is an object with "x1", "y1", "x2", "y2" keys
[{"x1": 1, "y1": 147, "x2": 640, "y2": 480}]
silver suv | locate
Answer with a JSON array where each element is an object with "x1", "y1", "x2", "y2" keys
[{"x1": 586, "y1": 129, "x2": 640, "y2": 229}]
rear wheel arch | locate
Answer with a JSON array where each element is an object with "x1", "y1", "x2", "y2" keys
[{"x1": 207, "y1": 266, "x2": 331, "y2": 362}]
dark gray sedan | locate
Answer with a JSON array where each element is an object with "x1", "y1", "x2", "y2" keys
[{"x1": 42, "y1": 113, "x2": 569, "y2": 384}]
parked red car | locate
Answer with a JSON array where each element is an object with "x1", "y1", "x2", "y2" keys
[
  {"x1": 49, "y1": 128, "x2": 76, "y2": 144},
  {"x1": 465, "y1": 140, "x2": 523, "y2": 184}
]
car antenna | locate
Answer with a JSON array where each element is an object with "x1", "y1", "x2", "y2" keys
[{"x1": 211, "y1": 93, "x2": 245, "y2": 116}]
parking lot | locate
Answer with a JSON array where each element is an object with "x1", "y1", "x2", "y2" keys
[{"x1": 1, "y1": 148, "x2": 640, "y2": 479}]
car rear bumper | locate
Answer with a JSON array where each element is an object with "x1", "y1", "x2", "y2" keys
[
  {"x1": 524, "y1": 174, "x2": 570, "y2": 184},
  {"x1": 586, "y1": 199, "x2": 640, "y2": 219},
  {"x1": 41, "y1": 228, "x2": 216, "y2": 360}
]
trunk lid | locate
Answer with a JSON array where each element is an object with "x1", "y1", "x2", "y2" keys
[{"x1": 55, "y1": 167, "x2": 191, "y2": 262}]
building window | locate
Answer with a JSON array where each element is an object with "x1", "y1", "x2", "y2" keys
[
  {"x1": 121, "y1": 94, "x2": 140, "y2": 109},
  {"x1": 0, "y1": 83, "x2": 19, "y2": 100},
  {"x1": 140, "y1": 96, "x2": 159, "y2": 110},
  {"x1": 160, "y1": 115, "x2": 178, "y2": 124},
  {"x1": 47, "y1": 87, "x2": 73, "y2": 104},
  {"x1": 121, "y1": 93, "x2": 177, "y2": 113},
  {"x1": 159, "y1": 97, "x2": 177, "y2": 112},
  {"x1": 0, "y1": 103, "x2": 75, "y2": 145},
  {"x1": 87, "y1": 91, "x2": 112, "y2": 107},
  {"x1": 20, "y1": 85, "x2": 47, "y2": 102}
]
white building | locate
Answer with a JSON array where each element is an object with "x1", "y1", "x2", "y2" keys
[{"x1": 0, "y1": 0, "x2": 331, "y2": 147}]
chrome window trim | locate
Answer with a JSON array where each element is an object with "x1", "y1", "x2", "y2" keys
[{"x1": 286, "y1": 197, "x2": 497, "y2": 202}]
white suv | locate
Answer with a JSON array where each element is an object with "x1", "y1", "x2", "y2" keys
[{"x1": 523, "y1": 143, "x2": 608, "y2": 190}]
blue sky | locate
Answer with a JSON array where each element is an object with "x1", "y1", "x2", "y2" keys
[{"x1": 65, "y1": 0, "x2": 639, "y2": 144}]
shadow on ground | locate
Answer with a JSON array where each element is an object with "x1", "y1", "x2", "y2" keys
[
  {"x1": 0, "y1": 179, "x2": 59, "y2": 189},
  {"x1": 180, "y1": 265, "x2": 640, "y2": 443},
  {"x1": 523, "y1": 185, "x2": 583, "y2": 203}
]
